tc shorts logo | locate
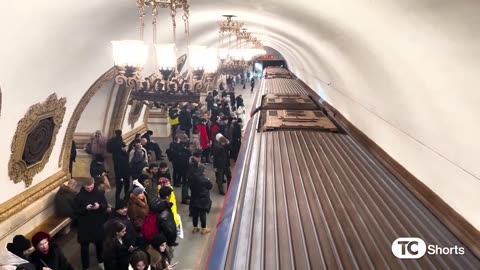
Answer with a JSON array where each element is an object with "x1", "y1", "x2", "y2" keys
[{"x1": 392, "y1": 237, "x2": 427, "y2": 259}]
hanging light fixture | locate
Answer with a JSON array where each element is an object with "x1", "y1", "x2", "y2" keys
[{"x1": 111, "y1": 0, "x2": 203, "y2": 104}]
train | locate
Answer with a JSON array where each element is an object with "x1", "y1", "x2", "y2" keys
[{"x1": 205, "y1": 67, "x2": 480, "y2": 269}]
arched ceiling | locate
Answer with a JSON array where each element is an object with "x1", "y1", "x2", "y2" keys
[{"x1": 0, "y1": 0, "x2": 479, "y2": 228}]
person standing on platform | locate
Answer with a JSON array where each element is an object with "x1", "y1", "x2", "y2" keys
[
  {"x1": 212, "y1": 134, "x2": 231, "y2": 195},
  {"x1": 250, "y1": 77, "x2": 255, "y2": 92},
  {"x1": 69, "y1": 140, "x2": 77, "y2": 175},
  {"x1": 114, "y1": 143, "x2": 130, "y2": 207},
  {"x1": 168, "y1": 103, "x2": 180, "y2": 140},
  {"x1": 235, "y1": 94, "x2": 244, "y2": 109},
  {"x1": 74, "y1": 178, "x2": 108, "y2": 270},
  {"x1": 179, "y1": 104, "x2": 192, "y2": 137},
  {"x1": 103, "y1": 221, "x2": 130, "y2": 270},
  {"x1": 231, "y1": 118, "x2": 242, "y2": 162},
  {"x1": 190, "y1": 164, "x2": 212, "y2": 235}
]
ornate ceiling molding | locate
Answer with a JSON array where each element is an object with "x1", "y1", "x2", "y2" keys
[{"x1": 8, "y1": 94, "x2": 66, "y2": 187}]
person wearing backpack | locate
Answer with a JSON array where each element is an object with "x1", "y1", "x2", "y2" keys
[
  {"x1": 155, "y1": 187, "x2": 178, "y2": 247},
  {"x1": 129, "y1": 139, "x2": 148, "y2": 182}
]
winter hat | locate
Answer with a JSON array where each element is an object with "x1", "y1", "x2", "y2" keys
[
  {"x1": 159, "y1": 177, "x2": 171, "y2": 187},
  {"x1": 151, "y1": 233, "x2": 168, "y2": 251},
  {"x1": 132, "y1": 187, "x2": 145, "y2": 196},
  {"x1": 6, "y1": 235, "x2": 31, "y2": 255},
  {"x1": 216, "y1": 133, "x2": 224, "y2": 142},
  {"x1": 31, "y1": 232, "x2": 50, "y2": 248}
]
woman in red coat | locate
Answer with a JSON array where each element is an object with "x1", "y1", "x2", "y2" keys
[{"x1": 197, "y1": 118, "x2": 211, "y2": 163}]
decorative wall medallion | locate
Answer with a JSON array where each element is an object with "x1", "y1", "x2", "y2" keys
[
  {"x1": 128, "y1": 99, "x2": 144, "y2": 128},
  {"x1": 8, "y1": 94, "x2": 66, "y2": 187}
]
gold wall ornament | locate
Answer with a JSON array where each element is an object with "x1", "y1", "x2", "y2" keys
[{"x1": 8, "y1": 94, "x2": 67, "y2": 187}]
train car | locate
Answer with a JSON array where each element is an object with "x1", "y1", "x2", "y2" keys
[{"x1": 206, "y1": 67, "x2": 480, "y2": 269}]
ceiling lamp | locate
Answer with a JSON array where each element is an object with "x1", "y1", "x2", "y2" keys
[{"x1": 111, "y1": 0, "x2": 204, "y2": 104}]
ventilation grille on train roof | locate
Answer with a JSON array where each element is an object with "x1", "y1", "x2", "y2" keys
[
  {"x1": 262, "y1": 94, "x2": 318, "y2": 110},
  {"x1": 261, "y1": 110, "x2": 337, "y2": 132}
]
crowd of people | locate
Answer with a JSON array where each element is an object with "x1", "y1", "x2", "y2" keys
[{"x1": 1, "y1": 80, "x2": 251, "y2": 270}]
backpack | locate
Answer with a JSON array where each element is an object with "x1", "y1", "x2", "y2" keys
[{"x1": 141, "y1": 212, "x2": 159, "y2": 243}]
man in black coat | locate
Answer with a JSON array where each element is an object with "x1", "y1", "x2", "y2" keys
[
  {"x1": 231, "y1": 118, "x2": 242, "y2": 161},
  {"x1": 75, "y1": 179, "x2": 108, "y2": 270},
  {"x1": 235, "y1": 94, "x2": 244, "y2": 108},
  {"x1": 154, "y1": 187, "x2": 178, "y2": 246},
  {"x1": 178, "y1": 104, "x2": 192, "y2": 137},
  {"x1": 107, "y1": 129, "x2": 124, "y2": 157},
  {"x1": 189, "y1": 164, "x2": 213, "y2": 234},
  {"x1": 205, "y1": 92, "x2": 215, "y2": 111},
  {"x1": 114, "y1": 143, "x2": 130, "y2": 208},
  {"x1": 176, "y1": 141, "x2": 192, "y2": 203},
  {"x1": 212, "y1": 135, "x2": 231, "y2": 195}
]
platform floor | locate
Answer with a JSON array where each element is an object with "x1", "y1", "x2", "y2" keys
[{"x1": 57, "y1": 80, "x2": 259, "y2": 269}]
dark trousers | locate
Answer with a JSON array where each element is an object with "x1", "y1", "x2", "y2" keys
[
  {"x1": 216, "y1": 167, "x2": 232, "y2": 187},
  {"x1": 179, "y1": 171, "x2": 189, "y2": 202},
  {"x1": 172, "y1": 165, "x2": 181, "y2": 187},
  {"x1": 171, "y1": 124, "x2": 179, "y2": 139},
  {"x1": 80, "y1": 241, "x2": 103, "y2": 269},
  {"x1": 115, "y1": 176, "x2": 130, "y2": 207},
  {"x1": 191, "y1": 207, "x2": 207, "y2": 228},
  {"x1": 202, "y1": 148, "x2": 210, "y2": 162}
]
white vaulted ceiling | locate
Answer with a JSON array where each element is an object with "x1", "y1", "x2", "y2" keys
[{"x1": 0, "y1": 0, "x2": 479, "y2": 228}]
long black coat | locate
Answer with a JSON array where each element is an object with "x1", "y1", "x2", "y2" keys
[
  {"x1": 155, "y1": 200, "x2": 177, "y2": 246},
  {"x1": 75, "y1": 186, "x2": 108, "y2": 243},
  {"x1": 103, "y1": 238, "x2": 130, "y2": 270},
  {"x1": 190, "y1": 173, "x2": 213, "y2": 210},
  {"x1": 178, "y1": 109, "x2": 192, "y2": 131},
  {"x1": 105, "y1": 212, "x2": 137, "y2": 248},
  {"x1": 213, "y1": 144, "x2": 230, "y2": 170},
  {"x1": 114, "y1": 150, "x2": 130, "y2": 181},
  {"x1": 29, "y1": 244, "x2": 74, "y2": 270}
]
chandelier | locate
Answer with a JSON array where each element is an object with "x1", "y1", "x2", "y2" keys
[
  {"x1": 111, "y1": 0, "x2": 216, "y2": 104},
  {"x1": 217, "y1": 16, "x2": 266, "y2": 76}
]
